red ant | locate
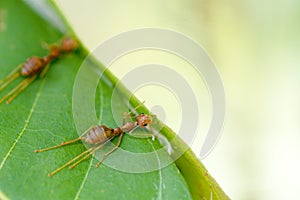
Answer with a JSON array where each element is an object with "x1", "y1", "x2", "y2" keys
[
  {"x1": 0, "y1": 37, "x2": 78, "y2": 104},
  {"x1": 35, "y1": 102, "x2": 158, "y2": 177}
]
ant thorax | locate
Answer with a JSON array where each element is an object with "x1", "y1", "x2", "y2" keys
[{"x1": 121, "y1": 121, "x2": 138, "y2": 132}]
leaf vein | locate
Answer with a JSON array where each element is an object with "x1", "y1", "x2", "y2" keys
[
  {"x1": 0, "y1": 80, "x2": 45, "y2": 172},
  {"x1": 74, "y1": 157, "x2": 94, "y2": 200}
]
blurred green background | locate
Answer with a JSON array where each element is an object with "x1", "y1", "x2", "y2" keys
[{"x1": 52, "y1": 0, "x2": 300, "y2": 199}]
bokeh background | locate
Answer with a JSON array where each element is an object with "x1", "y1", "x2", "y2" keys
[{"x1": 52, "y1": 0, "x2": 300, "y2": 199}]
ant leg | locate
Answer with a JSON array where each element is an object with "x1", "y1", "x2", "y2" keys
[
  {"x1": 128, "y1": 125, "x2": 139, "y2": 134},
  {"x1": 123, "y1": 112, "x2": 127, "y2": 125},
  {"x1": 0, "y1": 64, "x2": 22, "y2": 85},
  {"x1": 0, "y1": 75, "x2": 35, "y2": 104},
  {"x1": 39, "y1": 64, "x2": 50, "y2": 78},
  {"x1": 48, "y1": 146, "x2": 96, "y2": 177},
  {"x1": 0, "y1": 65, "x2": 23, "y2": 91},
  {"x1": 95, "y1": 133, "x2": 124, "y2": 168},
  {"x1": 0, "y1": 73, "x2": 20, "y2": 92},
  {"x1": 5, "y1": 75, "x2": 38, "y2": 104},
  {"x1": 68, "y1": 143, "x2": 105, "y2": 169},
  {"x1": 35, "y1": 126, "x2": 93, "y2": 153},
  {"x1": 128, "y1": 125, "x2": 157, "y2": 140},
  {"x1": 148, "y1": 125, "x2": 157, "y2": 141},
  {"x1": 122, "y1": 112, "x2": 137, "y2": 125},
  {"x1": 35, "y1": 137, "x2": 82, "y2": 153},
  {"x1": 128, "y1": 132, "x2": 158, "y2": 140}
]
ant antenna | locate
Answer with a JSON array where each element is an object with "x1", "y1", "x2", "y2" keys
[
  {"x1": 123, "y1": 101, "x2": 146, "y2": 125},
  {"x1": 126, "y1": 100, "x2": 146, "y2": 117}
]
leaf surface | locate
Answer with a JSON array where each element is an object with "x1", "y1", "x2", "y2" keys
[
  {"x1": 0, "y1": 1, "x2": 229, "y2": 200},
  {"x1": 0, "y1": 1, "x2": 192, "y2": 200}
]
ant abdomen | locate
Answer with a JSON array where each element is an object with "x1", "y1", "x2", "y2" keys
[
  {"x1": 84, "y1": 125, "x2": 115, "y2": 144},
  {"x1": 21, "y1": 56, "x2": 44, "y2": 76}
]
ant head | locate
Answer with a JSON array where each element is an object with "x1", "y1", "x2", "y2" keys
[
  {"x1": 60, "y1": 37, "x2": 78, "y2": 52},
  {"x1": 136, "y1": 113, "x2": 152, "y2": 128}
]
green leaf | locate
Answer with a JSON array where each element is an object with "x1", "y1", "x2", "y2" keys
[{"x1": 0, "y1": 1, "x2": 229, "y2": 200}]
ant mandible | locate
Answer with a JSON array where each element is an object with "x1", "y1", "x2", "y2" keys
[
  {"x1": 0, "y1": 37, "x2": 78, "y2": 104},
  {"x1": 35, "y1": 101, "x2": 158, "y2": 177}
]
